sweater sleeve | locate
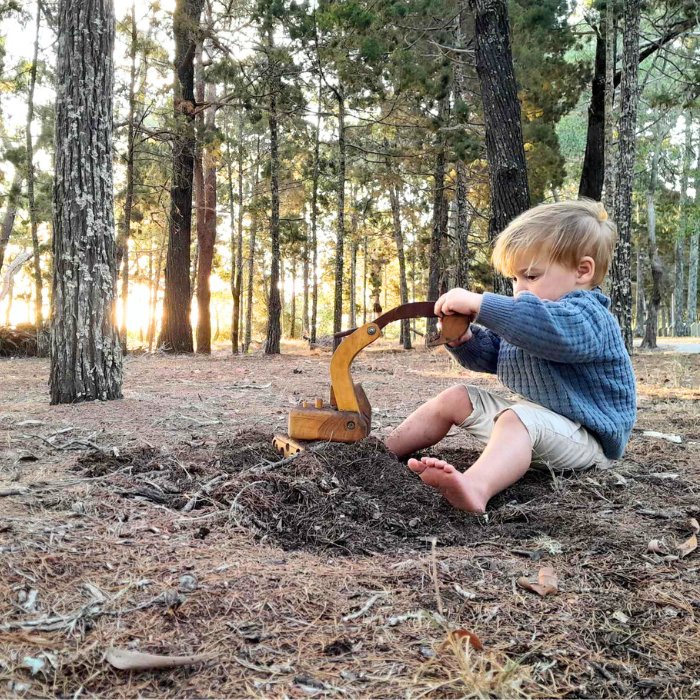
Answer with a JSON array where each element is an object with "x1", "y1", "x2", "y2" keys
[
  {"x1": 447, "y1": 325, "x2": 501, "y2": 374},
  {"x1": 474, "y1": 291, "x2": 604, "y2": 363}
]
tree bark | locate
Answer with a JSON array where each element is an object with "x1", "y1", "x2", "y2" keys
[
  {"x1": 427, "y1": 96, "x2": 446, "y2": 336},
  {"x1": 389, "y1": 185, "x2": 411, "y2": 349},
  {"x1": 118, "y1": 1, "x2": 137, "y2": 352},
  {"x1": 362, "y1": 234, "x2": 367, "y2": 324},
  {"x1": 149, "y1": 230, "x2": 166, "y2": 351},
  {"x1": 51, "y1": 0, "x2": 122, "y2": 403},
  {"x1": 310, "y1": 78, "x2": 321, "y2": 343},
  {"x1": 603, "y1": 3, "x2": 617, "y2": 214},
  {"x1": 675, "y1": 112, "x2": 692, "y2": 336},
  {"x1": 687, "y1": 147, "x2": 699, "y2": 325},
  {"x1": 0, "y1": 168, "x2": 22, "y2": 276},
  {"x1": 26, "y1": 0, "x2": 44, "y2": 349},
  {"x1": 332, "y1": 85, "x2": 346, "y2": 351},
  {"x1": 264, "y1": 25, "x2": 281, "y2": 354},
  {"x1": 578, "y1": 23, "x2": 606, "y2": 201},
  {"x1": 290, "y1": 261, "x2": 297, "y2": 338},
  {"x1": 196, "y1": 62, "x2": 216, "y2": 353},
  {"x1": 244, "y1": 141, "x2": 259, "y2": 353},
  {"x1": 159, "y1": 0, "x2": 203, "y2": 353},
  {"x1": 610, "y1": 0, "x2": 641, "y2": 352},
  {"x1": 231, "y1": 112, "x2": 244, "y2": 352},
  {"x1": 641, "y1": 122, "x2": 667, "y2": 349},
  {"x1": 469, "y1": 0, "x2": 530, "y2": 296},
  {"x1": 634, "y1": 248, "x2": 645, "y2": 337}
]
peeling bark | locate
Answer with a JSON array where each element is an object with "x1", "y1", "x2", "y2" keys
[{"x1": 51, "y1": 0, "x2": 122, "y2": 403}]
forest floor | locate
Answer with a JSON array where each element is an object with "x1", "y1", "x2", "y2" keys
[{"x1": 1, "y1": 340, "x2": 700, "y2": 699}]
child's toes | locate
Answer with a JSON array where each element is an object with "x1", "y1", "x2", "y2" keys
[
  {"x1": 422, "y1": 457, "x2": 439, "y2": 468},
  {"x1": 408, "y1": 458, "x2": 427, "y2": 474},
  {"x1": 443, "y1": 463, "x2": 455, "y2": 474},
  {"x1": 433, "y1": 460, "x2": 449, "y2": 470}
]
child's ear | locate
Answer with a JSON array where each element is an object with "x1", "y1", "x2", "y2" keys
[{"x1": 577, "y1": 257, "x2": 596, "y2": 285}]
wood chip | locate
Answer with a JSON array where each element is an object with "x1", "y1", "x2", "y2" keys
[
  {"x1": 105, "y1": 648, "x2": 210, "y2": 672},
  {"x1": 647, "y1": 539, "x2": 665, "y2": 554}
]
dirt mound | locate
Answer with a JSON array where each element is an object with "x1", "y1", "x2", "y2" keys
[{"x1": 78, "y1": 430, "x2": 557, "y2": 554}]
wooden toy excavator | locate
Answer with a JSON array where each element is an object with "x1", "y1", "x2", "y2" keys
[{"x1": 273, "y1": 301, "x2": 470, "y2": 456}]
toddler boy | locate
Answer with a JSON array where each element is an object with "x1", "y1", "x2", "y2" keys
[{"x1": 386, "y1": 199, "x2": 636, "y2": 513}]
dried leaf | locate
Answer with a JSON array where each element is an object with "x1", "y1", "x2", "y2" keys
[
  {"x1": 517, "y1": 567, "x2": 558, "y2": 597},
  {"x1": 689, "y1": 518, "x2": 700, "y2": 534},
  {"x1": 449, "y1": 629, "x2": 483, "y2": 650},
  {"x1": 105, "y1": 648, "x2": 210, "y2": 672},
  {"x1": 647, "y1": 539, "x2": 665, "y2": 554},
  {"x1": 677, "y1": 534, "x2": 697, "y2": 559}
]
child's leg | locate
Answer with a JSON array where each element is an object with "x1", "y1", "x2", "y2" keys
[
  {"x1": 408, "y1": 409, "x2": 531, "y2": 513},
  {"x1": 385, "y1": 385, "x2": 473, "y2": 458}
]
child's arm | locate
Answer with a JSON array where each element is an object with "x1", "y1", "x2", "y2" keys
[
  {"x1": 447, "y1": 325, "x2": 501, "y2": 374},
  {"x1": 475, "y1": 291, "x2": 605, "y2": 363}
]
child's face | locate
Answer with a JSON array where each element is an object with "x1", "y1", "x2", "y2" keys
[{"x1": 510, "y1": 253, "x2": 596, "y2": 302}]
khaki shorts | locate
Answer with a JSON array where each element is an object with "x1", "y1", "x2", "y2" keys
[{"x1": 460, "y1": 385, "x2": 611, "y2": 472}]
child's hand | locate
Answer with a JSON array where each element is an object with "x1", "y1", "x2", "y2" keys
[
  {"x1": 435, "y1": 288, "x2": 482, "y2": 319},
  {"x1": 447, "y1": 327, "x2": 473, "y2": 348}
]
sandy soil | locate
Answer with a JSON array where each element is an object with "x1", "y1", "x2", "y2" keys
[{"x1": 1, "y1": 341, "x2": 699, "y2": 698}]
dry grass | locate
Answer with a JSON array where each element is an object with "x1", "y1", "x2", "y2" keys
[{"x1": 1, "y1": 345, "x2": 700, "y2": 698}]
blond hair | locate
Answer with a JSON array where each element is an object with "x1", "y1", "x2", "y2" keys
[{"x1": 492, "y1": 199, "x2": 616, "y2": 287}]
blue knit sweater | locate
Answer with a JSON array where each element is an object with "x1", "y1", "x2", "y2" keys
[{"x1": 448, "y1": 290, "x2": 636, "y2": 459}]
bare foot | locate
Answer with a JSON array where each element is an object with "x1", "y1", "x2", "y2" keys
[{"x1": 407, "y1": 457, "x2": 487, "y2": 513}]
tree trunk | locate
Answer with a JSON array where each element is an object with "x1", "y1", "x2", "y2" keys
[
  {"x1": 26, "y1": 0, "x2": 45, "y2": 349},
  {"x1": 302, "y1": 234, "x2": 309, "y2": 336},
  {"x1": 603, "y1": 2, "x2": 617, "y2": 214},
  {"x1": 149, "y1": 230, "x2": 166, "y2": 351},
  {"x1": 578, "y1": 24, "x2": 606, "y2": 200},
  {"x1": 454, "y1": 7, "x2": 470, "y2": 290},
  {"x1": 196, "y1": 66, "x2": 216, "y2": 353},
  {"x1": 389, "y1": 185, "x2": 411, "y2": 349},
  {"x1": 232, "y1": 112, "x2": 244, "y2": 353},
  {"x1": 349, "y1": 235, "x2": 357, "y2": 330},
  {"x1": 455, "y1": 161, "x2": 470, "y2": 289},
  {"x1": 159, "y1": 0, "x2": 203, "y2": 353},
  {"x1": 687, "y1": 156, "x2": 699, "y2": 325},
  {"x1": 362, "y1": 234, "x2": 367, "y2": 324},
  {"x1": 0, "y1": 168, "x2": 22, "y2": 275},
  {"x1": 675, "y1": 113, "x2": 692, "y2": 336},
  {"x1": 310, "y1": 78, "x2": 321, "y2": 343},
  {"x1": 280, "y1": 261, "x2": 285, "y2": 335},
  {"x1": 634, "y1": 248, "x2": 645, "y2": 337},
  {"x1": 610, "y1": 0, "x2": 641, "y2": 352},
  {"x1": 469, "y1": 0, "x2": 530, "y2": 296},
  {"x1": 641, "y1": 123, "x2": 667, "y2": 349},
  {"x1": 264, "y1": 26, "x2": 281, "y2": 354},
  {"x1": 332, "y1": 85, "x2": 346, "y2": 351},
  {"x1": 427, "y1": 96, "x2": 446, "y2": 336},
  {"x1": 51, "y1": 0, "x2": 122, "y2": 403},
  {"x1": 119, "y1": 2, "x2": 137, "y2": 353},
  {"x1": 244, "y1": 142, "x2": 259, "y2": 353},
  {"x1": 290, "y1": 261, "x2": 297, "y2": 338}
]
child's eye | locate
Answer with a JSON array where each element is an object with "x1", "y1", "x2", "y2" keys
[{"x1": 527, "y1": 275, "x2": 539, "y2": 282}]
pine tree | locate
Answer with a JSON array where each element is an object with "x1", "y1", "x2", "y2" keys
[{"x1": 51, "y1": 0, "x2": 122, "y2": 403}]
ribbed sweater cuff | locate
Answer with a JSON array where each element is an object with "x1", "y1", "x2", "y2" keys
[{"x1": 475, "y1": 293, "x2": 515, "y2": 335}]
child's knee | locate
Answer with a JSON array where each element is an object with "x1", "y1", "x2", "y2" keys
[{"x1": 432, "y1": 385, "x2": 473, "y2": 425}]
